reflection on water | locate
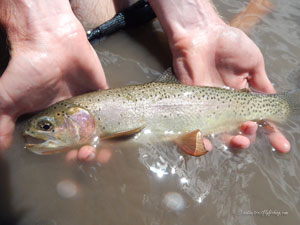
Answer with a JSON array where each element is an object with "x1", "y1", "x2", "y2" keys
[
  {"x1": 163, "y1": 192, "x2": 185, "y2": 211},
  {"x1": 1, "y1": 0, "x2": 300, "y2": 224},
  {"x1": 56, "y1": 180, "x2": 78, "y2": 199}
]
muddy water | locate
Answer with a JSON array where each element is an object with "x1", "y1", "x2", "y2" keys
[{"x1": 1, "y1": 0, "x2": 300, "y2": 224}]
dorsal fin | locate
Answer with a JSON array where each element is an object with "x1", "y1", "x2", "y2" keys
[
  {"x1": 155, "y1": 67, "x2": 179, "y2": 84},
  {"x1": 239, "y1": 88, "x2": 251, "y2": 93}
]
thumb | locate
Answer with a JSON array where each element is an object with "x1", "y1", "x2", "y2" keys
[
  {"x1": 0, "y1": 113, "x2": 15, "y2": 151},
  {"x1": 249, "y1": 59, "x2": 276, "y2": 94},
  {"x1": 86, "y1": 45, "x2": 109, "y2": 90}
]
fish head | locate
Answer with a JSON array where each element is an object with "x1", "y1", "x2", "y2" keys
[{"x1": 22, "y1": 103, "x2": 97, "y2": 155}]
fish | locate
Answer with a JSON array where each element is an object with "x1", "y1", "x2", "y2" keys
[{"x1": 22, "y1": 69, "x2": 299, "y2": 156}]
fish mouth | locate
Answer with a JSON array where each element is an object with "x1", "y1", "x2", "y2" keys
[{"x1": 22, "y1": 130, "x2": 64, "y2": 155}]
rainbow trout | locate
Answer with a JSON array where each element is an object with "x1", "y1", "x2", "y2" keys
[{"x1": 22, "y1": 69, "x2": 298, "y2": 156}]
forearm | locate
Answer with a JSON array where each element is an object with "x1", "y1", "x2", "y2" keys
[
  {"x1": 70, "y1": 0, "x2": 130, "y2": 30},
  {"x1": 148, "y1": 0, "x2": 224, "y2": 43}
]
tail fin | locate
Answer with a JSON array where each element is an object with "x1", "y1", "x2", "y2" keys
[{"x1": 278, "y1": 90, "x2": 300, "y2": 116}]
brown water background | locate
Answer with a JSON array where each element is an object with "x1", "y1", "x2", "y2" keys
[{"x1": 1, "y1": 0, "x2": 300, "y2": 224}]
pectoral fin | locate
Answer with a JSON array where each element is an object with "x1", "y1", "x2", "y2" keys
[
  {"x1": 101, "y1": 126, "x2": 144, "y2": 140},
  {"x1": 174, "y1": 130, "x2": 208, "y2": 157}
]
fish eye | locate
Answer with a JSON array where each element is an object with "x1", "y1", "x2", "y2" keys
[{"x1": 38, "y1": 120, "x2": 53, "y2": 131}]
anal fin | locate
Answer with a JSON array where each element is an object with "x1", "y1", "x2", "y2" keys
[{"x1": 174, "y1": 130, "x2": 208, "y2": 157}]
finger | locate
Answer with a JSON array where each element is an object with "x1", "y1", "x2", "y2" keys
[
  {"x1": 249, "y1": 60, "x2": 275, "y2": 94},
  {"x1": 221, "y1": 121, "x2": 257, "y2": 149},
  {"x1": 221, "y1": 134, "x2": 250, "y2": 150},
  {"x1": 69, "y1": 40, "x2": 109, "y2": 94},
  {"x1": 78, "y1": 145, "x2": 96, "y2": 162},
  {"x1": 262, "y1": 121, "x2": 290, "y2": 153},
  {"x1": 87, "y1": 46, "x2": 109, "y2": 90},
  {"x1": 268, "y1": 131, "x2": 290, "y2": 153},
  {"x1": 239, "y1": 121, "x2": 258, "y2": 142},
  {"x1": 96, "y1": 148, "x2": 113, "y2": 164},
  {"x1": 65, "y1": 150, "x2": 79, "y2": 164},
  {"x1": 203, "y1": 138, "x2": 213, "y2": 152},
  {"x1": 249, "y1": 60, "x2": 290, "y2": 152},
  {"x1": 229, "y1": 135, "x2": 251, "y2": 149},
  {"x1": 76, "y1": 42, "x2": 109, "y2": 90},
  {"x1": 0, "y1": 114, "x2": 15, "y2": 151}
]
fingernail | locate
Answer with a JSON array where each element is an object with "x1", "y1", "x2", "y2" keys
[
  {"x1": 87, "y1": 151, "x2": 95, "y2": 160},
  {"x1": 283, "y1": 142, "x2": 290, "y2": 153}
]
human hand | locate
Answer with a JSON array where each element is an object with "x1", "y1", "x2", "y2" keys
[
  {"x1": 169, "y1": 19, "x2": 290, "y2": 153},
  {"x1": 149, "y1": 0, "x2": 290, "y2": 153},
  {"x1": 0, "y1": 0, "x2": 107, "y2": 151}
]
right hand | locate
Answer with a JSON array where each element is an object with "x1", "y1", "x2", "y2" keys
[
  {"x1": 148, "y1": 0, "x2": 290, "y2": 154},
  {"x1": 169, "y1": 24, "x2": 290, "y2": 153},
  {"x1": 0, "y1": 0, "x2": 108, "y2": 151}
]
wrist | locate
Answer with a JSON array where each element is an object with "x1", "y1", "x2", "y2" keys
[
  {"x1": 0, "y1": 81, "x2": 18, "y2": 118},
  {"x1": 0, "y1": 0, "x2": 80, "y2": 50},
  {"x1": 149, "y1": 0, "x2": 226, "y2": 44}
]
